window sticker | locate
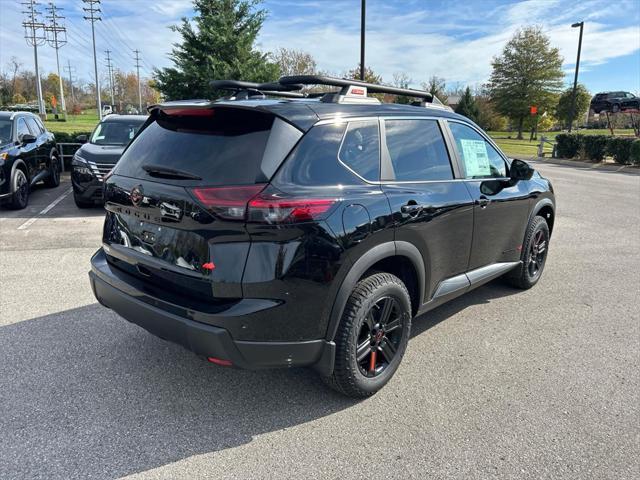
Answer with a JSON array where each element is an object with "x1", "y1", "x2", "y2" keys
[{"x1": 460, "y1": 139, "x2": 491, "y2": 177}]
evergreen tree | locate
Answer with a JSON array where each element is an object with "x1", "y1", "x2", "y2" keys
[
  {"x1": 154, "y1": 0, "x2": 278, "y2": 100},
  {"x1": 488, "y1": 27, "x2": 564, "y2": 139},
  {"x1": 455, "y1": 87, "x2": 480, "y2": 123}
]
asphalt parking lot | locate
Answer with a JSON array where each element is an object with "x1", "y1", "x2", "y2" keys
[{"x1": 1, "y1": 163, "x2": 638, "y2": 480}]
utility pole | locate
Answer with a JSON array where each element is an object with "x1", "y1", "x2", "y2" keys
[
  {"x1": 83, "y1": 0, "x2": 102, "y2": 120},
  {"x1": 64, "y1": 60, "x2": 76, "y2": 102},
  {"x1": 21, "y1": 0, "x2": 47, "y2": 119},
  {"x1": 104, "y1": 49, "x2": 115, "y2": 107},
  {"x1": 359, "y1": 0, "x2": 366, "y2": 81},
  {"x1": 45, "y1": 2, "x2": 67, "y2": 119},
  {"x1": 568, "y1": 21, "x2": 584, "y2": 133},
  {"x1": 133, "y1": 49, "x2": 142, "y2": 112}
]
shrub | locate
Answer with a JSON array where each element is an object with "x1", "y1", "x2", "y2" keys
[
  {"x1": 555, "y1": 133, "x2": 581, "y2": 158},
  {"x1": 630, "y1": 139, "x2": 640, "y2": 165},
  {"x1": 582, "y1": 135, "x2": 609, "y2": 161},
  {"x1": 607, "y1": 137, "x2": 634, "y2": 165},
  {"x1": 52, "y1": 131, "x2": 92, "y2": 143}
]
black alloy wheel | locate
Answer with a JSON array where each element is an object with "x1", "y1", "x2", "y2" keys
[
  {"x1": 504, "y1": 215, "x2": 550, "y2": 289},
  {"x1": 9, "y1": 170, "x2": 29, "y2": 209},
  {"x1": 45, "y1": 156, "x2": 60, "y2": 187},
  {"x1": 527, "y1": 229, "x2": 547, "y2": 279},
  {"x1": 356, "y1": 296, "x2": 404, "y2": 377}
]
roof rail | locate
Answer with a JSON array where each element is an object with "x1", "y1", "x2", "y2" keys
[
  {"x1": 210, "y1": 80, "x2": 305, "y2": 100},
  {"x1": 279, "y1": 75, "x2": 434, "y2": 104}
]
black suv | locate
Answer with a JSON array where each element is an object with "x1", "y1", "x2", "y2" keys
[
  {"x1": 590, "y1": 91, "x2": 639, "y2": 114},
  {"x1": 89, "y1": 76, "x2": 555, "y2": 397},
  {"x1": 71, "y1": 114, "x2": 147, "y2": 207},
  {"x1": 0, "y1": 111, "x2": 60, "y2": 209}
]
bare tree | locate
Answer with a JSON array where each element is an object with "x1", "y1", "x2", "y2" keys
[
  {"x1": 421, "y1": 75, "x2": 448, "y2": 104},
  {"x1": 272, "y1": 48, "x2": 317, "y2": 77}
]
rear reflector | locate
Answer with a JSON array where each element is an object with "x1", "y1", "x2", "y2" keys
[
  {"x1": 207, "y1": 357, "x2": 233, "y2": 366},
  {"x1": 190, "y1": 184, "x2": 265, "y2": 220}
]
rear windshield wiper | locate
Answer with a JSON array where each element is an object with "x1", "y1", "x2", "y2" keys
[{"x1": 142, "y1": 164, "x2": 202, "y2": 180}]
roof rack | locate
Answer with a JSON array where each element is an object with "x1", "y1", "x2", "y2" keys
[
  {"x1": 279, "y1": 75, "x2": 436, "y2": 105},
  {"x1": 210, "y1": 80, "x2": 305, "y2": 100}
]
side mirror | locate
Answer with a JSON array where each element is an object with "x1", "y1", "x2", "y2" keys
[
  {"x1": 19, "y1": 133, "x2": 37, "y2": 145},
  {"x1": 510, "y1": 159, "x2": 534, "y2": 182},
  {"x1": 75, "y1": 134, "x2": 88, "y2": 144}
]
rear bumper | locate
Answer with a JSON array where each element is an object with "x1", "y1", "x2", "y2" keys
[{"x1": 89, "y1": 249, "x2": 335, "y2": 372}]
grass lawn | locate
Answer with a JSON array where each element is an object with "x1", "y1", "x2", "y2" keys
[
  {"x1": 489, "y1": 129, "x2": 637, "y2": 158},
  {"x1": 44, "y1": 110, "x2": 99, "y2": 135}
]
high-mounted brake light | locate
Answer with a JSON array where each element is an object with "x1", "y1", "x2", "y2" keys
[
  {"x1": 163, "y1": 108, "x2": 215, "y2": 117},
  {"x1": 190, "y1": 185, "x2": 265, "y2": 220},
  {"x1": 247, "y1": 193, "x2": 336, "y2": 224}
]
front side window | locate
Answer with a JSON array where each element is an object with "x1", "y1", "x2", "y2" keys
[
  {"x1": 338, "y1": 120, "x2": 380, "y2": 181},
  {"x1": 448, "y1": 122, "x2": 507, "y2": 179},
  {"x1": 384, "y1": 119, "x2": 453, "y2": 181},
  {"x1": 90, "y1": 121, "x2": 143, "y2": 146},
  {"x1": 16, "y1": 118, "x2": 31, "y2": 139},
  {"x1": 25, "y1": 117, "x2": 41, "y2": 137}
]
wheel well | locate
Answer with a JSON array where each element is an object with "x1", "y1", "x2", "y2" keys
[
  {"x1": 14, "y1": 162, "x2": 28, "y2": 181},
  {"x1": 361, "y1": 256, "x2": 420, "y2": 316},
  {"x1": 537, "y1": 205, "x2": 554, "y2": 235}
]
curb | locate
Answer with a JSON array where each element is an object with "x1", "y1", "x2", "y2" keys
[{"x1": 527, "y1": 157, "x2": 640, "y2": 175}]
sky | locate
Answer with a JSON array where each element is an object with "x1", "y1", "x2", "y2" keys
[{"x1": 0, "y1": 0, "x2": 639, "y2": 95}]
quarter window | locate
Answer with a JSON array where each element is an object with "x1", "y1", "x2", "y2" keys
[
  {"x1": 384, "y1": 119, "x2": 453, "y2": 181},
  {"x1": 338, "y1": 121, "x2": 380, "y2": 181},
  {"x1": 448, "y1": 122, "x2": 507, "y2": 179}
]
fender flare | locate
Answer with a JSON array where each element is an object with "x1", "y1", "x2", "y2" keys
[
  {"x1": 529, "y1": 197, "x2": 555, "y2": 231},
  {"x1": 324, "y1": 240, "x2": 425, "y2": 342}
]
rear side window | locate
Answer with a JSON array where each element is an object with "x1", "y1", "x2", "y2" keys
[
  {"x1": 274, "y1": 123, "x2": 366, "y2": 187},
  {"x1": 115, "y1": 109, "x2": 293, "y2": 186},
  {"x1": 338, "y1": 121, "x2": 380, "y2": 181},
  {"x1": 384, "y1": 119, "x2": 453, "y2": 181}
]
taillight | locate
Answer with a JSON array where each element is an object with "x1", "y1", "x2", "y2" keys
[
  {"x1": 190, "y1": 184, "x2": 265, "y2": 220},
  {"x1": 247, "y1": 191, "x2": 336, "y2": 224}
]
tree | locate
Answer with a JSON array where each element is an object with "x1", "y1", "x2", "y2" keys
[
  {"x1": 421, "y1": 75, "x2": 447, "y2": 104},
  {"x1": 392, "y1": 72, "x2": 413, "y2": 104},
  {"x1": 154, "y1": 0, "x2": 278, "y2": 100},
  {"x1": 455, "y1": 87, "x2": 480, "y2": 123},
  {"x1": 272, "y1": 48, "x2": 317, "y2": 77},
  {"x1": 346, "y1": 65, "x2": 382, "y2": 84},
  {"x1": 487, "y1": 27, "x2": 564, "y2": 139},
  {"x1": 555, "y1": 84, "x2": 591, "y2": 129}
]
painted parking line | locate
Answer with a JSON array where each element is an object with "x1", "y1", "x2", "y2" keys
[{"x1": 16, "y1": 187, "x2": 73, "y2": 231}]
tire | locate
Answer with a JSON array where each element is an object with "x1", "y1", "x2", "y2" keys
[
  {"x1": 44, "y1": 155, "x2": 60, "y2": 188},
  {"x1": 504, "y1": 215, "x2": 550, "y2": 289},
  {"x1": 8, "y1": 169, "x2": 29, "y2": 210},
  {"x1": 73, "y1": 193, "x2": 94, "y2": 209},
  {"x1": 612, "y1": 103, "x2": 620, "y2": 113},
  {"x1": 323, "y1": 272, "x2": 412, "y2": 398}
]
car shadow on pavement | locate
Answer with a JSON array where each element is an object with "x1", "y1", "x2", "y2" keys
[{"x1": 0, "y1": 281, "x2": 521, "y2": 479}]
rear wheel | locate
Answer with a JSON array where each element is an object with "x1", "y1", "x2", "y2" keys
[
  {"x1": 323, "y1": 272, "x2": 412, "y2": 398},
  {"x1": 44, "y1": 155, "x2": 60, "y2": 188},
  {"x1": 8, "y1": 169, "x2": 29, "y2": 210},
  {"x1": 505, "y1": 215, "x2": 549, "y2": 289}
]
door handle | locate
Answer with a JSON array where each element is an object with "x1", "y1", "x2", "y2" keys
[
  {"x1": 401, "y1": 203, "x2": 422, "y2": 214},
  {"x1": 475, "y1": 196, "x2": 491, "y2": 208}
]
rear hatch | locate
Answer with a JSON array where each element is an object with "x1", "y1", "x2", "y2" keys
[{"x1": 103, "y1": 105, "x2": 303, "y2": 303}]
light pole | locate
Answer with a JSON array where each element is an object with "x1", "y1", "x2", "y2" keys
[
  {"x1": 568, "y1": 21, "x2": 584, "y2": 132},
  {"x1": 360, "y1": 0, "x2": 365, "y2": 80}
]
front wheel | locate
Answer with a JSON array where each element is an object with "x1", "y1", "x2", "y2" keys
[
  {"x1": 504, "y1": 215, "x2": 550, "y2": 289},
  {"x1": 8, "y1": 169, "x2": 29, "y2": 209},
  {"x1": 44, "y1": 155, "x2": 60, "y2": 188},
  {"x1": 323, "y1": 272, "x2": 412, "y2": 398},
  {"x1": 612, "y1": 103, "x2": 620, "y2": 113}
]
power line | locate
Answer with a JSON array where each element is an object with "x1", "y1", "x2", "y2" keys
[
  {"x1": 45, "y1": 2, "x2": 67, "y2": 116},
  {"x1": 21, "y1": 0, "x2": 46, "y2": 117},
  {"x1": 83, "y1": 0, "x2": 102, "y2": 120},
  {"x1": 104, "y1": 49, "x2": 115, "y2": 106},
  {"x1": 63, "y1": 60, "x2": 77, "y2": 102}
]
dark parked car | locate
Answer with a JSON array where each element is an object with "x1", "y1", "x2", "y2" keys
[
  {"x1": 89, "y1": 76, "x2": 555, "y2": 397},
  {"x1": 71, "y1": 114, "x2": 147, "y2": 207},
  {"x1": 590, "y1": 91, "x2": 639, "y2": 114},
  {"x1": 0, "y1": 111, "x2": 60, "y2": 209}
]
